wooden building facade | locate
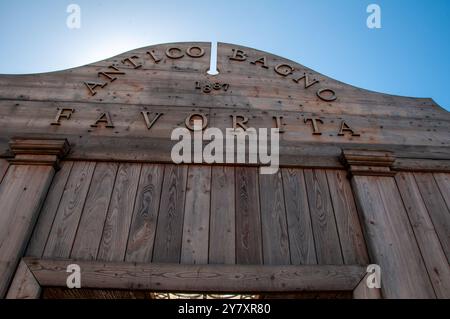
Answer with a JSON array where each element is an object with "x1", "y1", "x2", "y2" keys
[{"x1": 0, "y1": 42, "x2": 449, "y2": 299}]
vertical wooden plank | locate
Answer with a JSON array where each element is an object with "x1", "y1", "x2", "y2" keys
[
  {"x1": 209, "y1": 166, "x2": 235, "y2": 264},
  {"x1": 43, "y1": 161, "x2": 95, "y2": 258},
  {"x1": 181, "y1": 166, "x2": 211, "y2": 264},
  {"x1": 152, "y1": 164, "x2": 188, "y2": 263},
  {"x1": 235, "y1": 167, "x2": 263, "y2": 265},
  {"x1": 26, "y1": 161, "x2": 73, "y2": 257},
  {"x1": 97, "y1": 163, "x2": 141, "y2": 262},
  {"x1": 353, "y1": 273, "x2": 381, "y2": 299},
  {"x1": 396, "y1": 173, "x2": 450, "y2": 298},
  {"x1": 352, "y1": 175, "x2": 435, "y2": 298},
  {"x1": 414, "y1": 173, "x2": 450, "y2": 263},
  {"x1": 0, "y1": 158, "x2": 9, "y2": 184},
  {"x1": 326, "y1": 170, "x2": 369, "y2": 265},
  {"x1": 0, "y1": 165, "x2": 54, "y2": 297},
  {"x1": 259, "y1": 171, "x2": 290, "y2": 265},
  {"x1": 125, "y1": 164, "x2": 164, "y2": 263},
  {"x1": 434, "y1": 173, "x2": 450, "y2": 213},
  {"x1": 304, "y1": 169, "x2": 343, "y2": 265},
  {"x1": 281, "y1": 168, "x2": 317, "y2": 265},
  {"x1": 70, "y1": 162, "x2": 118, "y2": 260},
  {"x1": 6, "y1": 260, "x2": 41, "y2": 299}
]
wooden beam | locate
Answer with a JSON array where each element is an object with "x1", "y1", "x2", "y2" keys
[
  {"x1": 24, "y1": 258, "x2": 366, "y2": 293},
  {"x1": 6, "y1": 260, "x2": 41, "y2": 299}
]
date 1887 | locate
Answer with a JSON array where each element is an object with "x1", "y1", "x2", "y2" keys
[{"x1": 195, "y1": 81, "x2": 230, "y2": 94}]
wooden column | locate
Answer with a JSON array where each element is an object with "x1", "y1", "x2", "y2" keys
[
  {"x1": 0, "y1": 138, "x2": 69, "y2": 298},
  {"x1": 341, "y1": 150, "x2": 436, "y2": 299}
]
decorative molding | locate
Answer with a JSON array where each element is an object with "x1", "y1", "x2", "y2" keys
[
  {"x1": 22, "y1": 257, "x2": 369, "y2": 295},
  {"x1": 8, "y1": 138, "x2": 70, "y2": 168},
  {"x1": 341, "y1": 149, "x2": 396, "y2": 177}
]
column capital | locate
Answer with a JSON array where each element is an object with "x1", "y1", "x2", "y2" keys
[
  {"x1": 8, "y1": 138, "x2": 70, "y2": 168},
  {"x1": 340, "y1": 149, "x2": 396, "y2": 177}
]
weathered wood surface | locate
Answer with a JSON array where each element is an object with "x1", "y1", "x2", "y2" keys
[
  {"x1": 43, "y1": 161, "x2": 95, "y2": 258},
  {"x1": 125, "y1": 164, "x2": 164, "y2": 263},
  {"x1": 235, "y1": 167, "x2": 263, "y2": 265},
  {"x1": 352, "y1": 273, "x2": 381, "y2": 299},
  {"x1": 396, "y1": 173, "x2": 450, "y2": 298},
  {"x1": 352, "y1": 176, "x2": 436, "y2": 298},
  {"x1": 0, "y1": 42, "x2": 448, "y2": 169},
  {"x1": 414, "y1": 173, "x2": 450, "y2": 263},
  {"x1": 71, "y1": 162, "x2": 118, "y2": 260},
  {"x1": 24, "y1": 258, "x2": 367, "y2": 293},
  {"x1": 28, "y1": 162, "x2": 368, "y2": 272},
  {"x1": 97, "y1": 163, "x2": 141, "y2": 262},
  {"x1": 259, "y1": 171, "x2": 290, "y2": 265},
  {"x1": 6, "y1": 260, "x2": 41, "y2": 299},
  {"x1": 181, "y1": 166, "x2": 211, "y2": 264},
  {"x1": 0, "y1": 158, "x2": 8, "y2": 184},
  {"x1": 209, "y1": 166, "x2": 235, "y2": 264},
  {"x1": 434, "y1": 173, "x2": 450, "y2": 211},
  {"x1": 0, "y1": 165, "x2": 54, "y2": 297},
  {"x1": 152, "y1": 165, "x2": 188, "y2": 263},
  {"x1": 326, "y1": 170, "x2": 369, "y2": 265},
  {"x1": 281, "y1": 168, "x2": 317, "y2": 265},
  {"x1": 304, "y1": 169, "x2": 343, "y2": 264},
  {"x1": 26, "y1": 161, "x2": 74, "y2": 257}
]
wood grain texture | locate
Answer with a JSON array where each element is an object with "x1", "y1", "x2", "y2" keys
[
  {"x1": 259, "y1": 171, "x2": 290, "y2": 265},
  {"x1": 26, "y1": 161, "x2": 73, "y2": 257},
  {"x1": 0, "y1": 42, "x2": 448, "y2": 169},
  {"x1": 97, "y1": 163, "x2": 141, "y2": 262},
  {"x1": 42, "y1": 287, "x2": 152, "y2": 299},
  {"x1": 352, "y1": 273, "x2": 381, "y2": 299},
  {"x1": 152, "y1": 164, "x2": 188, "y2": 263},
  {"x1": 396, "y1": 173, "x2": 450, "y2": 298},
  {"x1": 414, "y1": 173, "x2": 450, "y2": 263},
  {"x1": 6, "y1": 260, "x2": 41, "y2": 299},
  {"x1": 181, "y1": 166, "x2": 211, "y2": 264},
  {"x1": 304, "y1": 169, "x2": 343, "y2": 265},
  {"x1": 0, "y1": 158, "x2": 8, "y2": 184},
  {"x1": 235, "y1": 167, "x2": 263, "y2": 265},
  {"x1": 326, "y1": 170, "x2": 369, "y2": 265},
  {"x1": 125, "y1": 164, "x2": 164, "y2": 263},
  {"x1": 352, "y1": 176, "x2": 436, "y2": 298},
  {"x1": 0, "y1": 165, "x2": 54, "y2": 297},
  {"x1": 209, "y1": 166, "x2": 235, "y2": 264},
  {"x1": 281, "y1": 168, "x2": 317, "y2": 265},
  {"x1": 434, "y1": 173, "x2": 450, "y2": 213},
  {"x1": 25, "y1": 257, "x2": 367, "y2": 293},
  {"x1": 43, "y1": 161, "x2": 95, "y2": 259},
  {"x1": 71, "y1": 162, "x2": 118, "y2": 260}
]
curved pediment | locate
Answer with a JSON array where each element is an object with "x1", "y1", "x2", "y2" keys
[
  {"x1": 0, "y1": 42, "x2": 449, "y2": 166},
  {"x1": 0, "y1": 41, "x2": 447, "y2": 117}
]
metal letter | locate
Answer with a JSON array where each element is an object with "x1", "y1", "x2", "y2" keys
[
  {"x1": 304, "y1": 118, "x2": 324, "y2": 135},
  {"x1": 84, "y1": 81, "x2": 107, "y2": 96},
  {"x1": 338, "y1": 121, "x2": 360, "y2": 136},
  {"x1": 51, "y1": 108, "x2": 74, "y2": 125},
  {"x1": 274, "y1": 64, "x2": 295, "y2": 77},
  {"x1": 293, "y1": 73, "x2": 319, "y2": 89},
  {"x1": 230, "y1": 49, "x2": 247, "y2": 61},
  {"x1": 91, "y1": 112, "x2": 114, "y2": 128},
  {"x1": 231, "y1": 115, "x2": 249, "y2": 131},
  {"x1": 166, "y1": 47, "x2": 184, "y2": 59},
  {"x1": 141, "y1": 112, "x2": 164, "y2": 130},
  {"x1": 186, "y1": 46, "x2": 205, "y2": 58},
  {"x1": 317, "y1": 88, "x2": 337, "y2": 102},
  {"x1": 250, "y1": 56, "x2": 269, "y2": 69},
  {"x1": 185, "y1": 113, "x2": 208, "y2": 131},
  {"x1": 121, "y1": 56, "x2": 142, "y2": 69}
]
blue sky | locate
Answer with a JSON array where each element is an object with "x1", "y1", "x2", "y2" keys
[{"x1": 0, "y1": 0, "x2": 449, "y2": 110}]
